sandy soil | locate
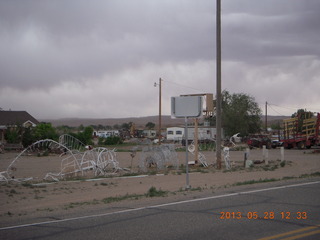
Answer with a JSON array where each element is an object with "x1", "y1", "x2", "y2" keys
[{"x1": 0, "y1": 147, "x2": 319, "y2": 227}]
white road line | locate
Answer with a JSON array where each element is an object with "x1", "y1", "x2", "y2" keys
[{"x1": 1, "y1": 180, "x2": 319, "y2": 231}]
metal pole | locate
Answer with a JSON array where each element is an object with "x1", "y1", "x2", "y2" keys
[
  {"x1": 216, "y1": 0, "x2": 222, "y2": 169},
  {"x1": 185, "y1": 117, "x2": 190, "y2": 189},
  {"x1": 265, "y1": 101, "x2": 268, "y2": 132},
  {"x1": 194, "y1": 118, "x2": 199, "y2": 164},
  {"x1": 158, "y1": 78, "x2": 162, "y2": 145}
]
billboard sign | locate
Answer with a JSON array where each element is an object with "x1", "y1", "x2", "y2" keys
[{"x1": 171, "y1": 96, "x2": 203, "y2": 118}]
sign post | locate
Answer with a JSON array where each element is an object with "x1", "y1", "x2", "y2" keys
[
  {"x1": 171, "y1": 95, "x2": 203, "y2": 189},
  {"x1": 184, "y1": 117, "x2": 189, "y2": 188}
]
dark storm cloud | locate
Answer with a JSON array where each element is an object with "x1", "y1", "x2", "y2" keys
[
  {"x1": 0, "y1": 0, "x2": 319, "y2": 118},
  {"x1": 0, "y1": 0, "x2": 215, "y2": 89},
  {"x1": 223, "y1": 0, "x2": 320, "y2": 63},
  {"x1": 1, "y1": 0, "x2": 319, "y2": 88}
]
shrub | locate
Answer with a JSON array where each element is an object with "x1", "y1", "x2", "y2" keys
[
  {"x1": 146, "y1": 186, "x2": 167, "y2": 197},
  {"x1": 104, "y1": 136, "x2": 123, "y2": 145}
]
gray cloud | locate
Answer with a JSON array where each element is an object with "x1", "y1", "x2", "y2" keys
[{"x1": 0, "y1": 0, "x2": 319, "y2": 118}]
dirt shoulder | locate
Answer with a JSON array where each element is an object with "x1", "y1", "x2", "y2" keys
[{"x1": 0, "y1": 148, "x2": 319, "y2": 227}]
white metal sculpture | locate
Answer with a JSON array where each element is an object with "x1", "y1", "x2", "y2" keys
[
  {"x1": 1, "y1": 136, "x2": 121, "y2": 183},
  {"x1": 223, "y1": 147, "x2": 231, "y2": 170},
  {"x1": 45, "y1": 147, "x2": 120, "y2": 181},
  {"x1": 139, "y1": 144, "x2": 178, "y2": 172},
  {"x1": 229, "y1": 133, "x2": 241, "y2": 147},
  {"x1": 5, "y1": 139, "x2": 73, "y2": 181},
  {"x1": 188, "y1": 142, "x2": 208, "y2": 167},
  {"x1": 0, "y1": 171, "x2": 8, "y2": 183},
  {"x1": 59, "y1": 134, "x2": 86, "y2": 151}
]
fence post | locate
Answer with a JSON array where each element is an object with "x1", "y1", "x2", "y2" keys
[
  {"x1": 244, "y1": 148, "x2": 250, "y2": 167},
  {"x1": 263, "y1": 145, "x2": 269, "y2": 165},
  {"x1": 280, "y1": 147, "x2": 285, "y2": 163}
]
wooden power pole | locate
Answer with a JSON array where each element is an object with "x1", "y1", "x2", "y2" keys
[
  {"x1": 265, "y1": 101, "x2": 268, "y2": 132},
  {"x1": 158, "y1": 78, "x2": 162, "y2": 145},
  {"x1": 216, "y1": 0, "x2": 222, "y2": 169}
]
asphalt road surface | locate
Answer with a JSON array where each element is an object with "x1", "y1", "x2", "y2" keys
[{"x1": 1, "y1": 179, "x2": 319, "y2": 240}]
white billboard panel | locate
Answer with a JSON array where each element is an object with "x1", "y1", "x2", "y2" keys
[{"x1": 171, "y1": 96, "x2": 203, "y2": 118}]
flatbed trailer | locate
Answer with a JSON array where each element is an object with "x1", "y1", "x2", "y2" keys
[{"x1": 282, "y1": 113, "x2": 320, "y2": 149}]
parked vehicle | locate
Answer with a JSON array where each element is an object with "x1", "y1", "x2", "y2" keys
[
  {"x1": 247, "y1": 134, "x2": 272, "y2": 149},
  {"x1": 282, "y1": 113, "x2": 320, "y2": 149},
  {"x1": 271, "y1": 139, "x2": 283, "y2": 149}
]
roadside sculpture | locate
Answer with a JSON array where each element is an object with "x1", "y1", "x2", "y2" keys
[
  {"x1": 1, "y1": 135, "x2": 121, "y2": 183},
  {"x1": 229, "y1": 133, "x2": 241, "y2": 147},
  {"x1": 45, "y1": 146, "x2": 120, "y2": 181},
  {"x1": 223, "y1": 147, "x2": 231, "y2": 170},
  {"x1": 188, "y1": 142, "x2": 209, "y2": 167},
  {"x1": 59, "y1": 134, "x2": 86, "y2": 151},
  {"x1": 139, "y1": 144, "x2": 178, "y2": 172}
]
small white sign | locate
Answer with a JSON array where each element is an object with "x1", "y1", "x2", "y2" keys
[{"x1": 171, "y1": 96, "x2": 203, "y2": 118}]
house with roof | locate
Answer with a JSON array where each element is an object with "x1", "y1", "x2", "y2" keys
[{"x1": 0, "y1": 110, "x2": 39, "y2": 144}]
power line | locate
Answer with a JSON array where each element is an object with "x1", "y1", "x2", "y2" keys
[
  {"x1": 267, "y1": 103, "x2": 297, "y2": 111},
  {"x1": 268, "y1": 103, "x2": 319, "y2": 112},
  {"x1": 162, "y1": 79, "x2": 207, "y2": 93},
  {"x1": 268, "y1": 104, "x2": 288, "y2": 116}
]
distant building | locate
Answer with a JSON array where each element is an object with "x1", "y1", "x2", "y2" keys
[
  {"x1": 0, "y1": 110, "x2": 39, "y2": 143},
  {"x1": 93, "y1": 130, "x2": 120, "y2": 138},
  {"x1": 143, "y1": 129, "x2": 157, "y2": 139},
  {"x1": 166, "y1": 127, "x2": 184, "y2": 141},
  {"x1": 166, "y1": 126, "x2": 224, "y2": 142}
]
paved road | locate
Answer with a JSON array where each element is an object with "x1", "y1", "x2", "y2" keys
[{"x1": 1, "y1": 179, "x2": 319, "y2": 240}]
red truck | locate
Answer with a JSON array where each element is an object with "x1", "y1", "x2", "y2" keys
[{"x1": 282, "y1": 112, "x2": 320, "y2": 149}]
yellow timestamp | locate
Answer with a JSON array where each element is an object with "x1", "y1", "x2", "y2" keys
[{"x1": 219, "y1": 211, "x2": 308, "y2": 220}]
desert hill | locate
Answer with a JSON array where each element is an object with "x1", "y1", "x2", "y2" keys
[
  {"x1": 41, "y1": 115, "x2": 288, "y2": 129},
  {"x1": 41, "y1": 115, "x2": 186, "y2": 128}
]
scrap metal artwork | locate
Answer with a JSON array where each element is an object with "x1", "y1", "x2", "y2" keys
[
  {"x1": 59, "y1": 134, "x2": 86, "y2": 151},
  {"x1": 45, "y1": 146, "x2": 120, "y2": 181},
  {"x1": 1, "y1": 135, "x2": 121, "y2": 183},
  {"x1": 139, "y1": 144, "x2": 178, "y2": 171},
  {"x1": 223, "y1": 147, "x2": 231, "y2": 170},
  {"x1": 0, "y1": 171, "x2": 9, "y2": 183},
  {"x1": 188, "y1": 142, "x2": 209, "y2": 167},
  {"x1": 229, "y1": 133, "x2": 241, "y2": 147},
  {"x1": 5, "y1": 139, "x2": 69, "y2": 182}
]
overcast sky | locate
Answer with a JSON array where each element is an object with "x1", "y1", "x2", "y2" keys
[{"x1": 0, "y1": 0, "x2": 319, "y2": 119}]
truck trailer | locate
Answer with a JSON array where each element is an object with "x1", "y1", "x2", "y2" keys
[{"x1": 282, "y1": 112, "x2": 320, "y2": 149}]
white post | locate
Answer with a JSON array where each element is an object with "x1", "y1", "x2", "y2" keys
[
  {"x1": 246, "y1": 148, "x2": 250, "y2": 159},
  {"x1": 263, "y1": 145, "x2": 269, "y2": 165},
  {"x1": 280, "y1": 147, "x2": 284, "y2": 162},
  {"x1": 244, "y1": 148, "x2": 250, "y2": 167}
]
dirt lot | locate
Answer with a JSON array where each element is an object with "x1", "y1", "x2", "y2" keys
[{"x1": 0, "y1": 147, "x2": 319, "y2": 227}]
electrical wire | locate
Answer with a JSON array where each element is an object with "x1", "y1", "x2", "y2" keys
[
  {"x1": 268, "y1": 104, "x2": 288, "y2": 116},
  {"x1": 268, "y1": 102, "x2": 319, "y2": 113},
  {"x1": 162, "y1": 79, "x2": 208, "y2": 93}
]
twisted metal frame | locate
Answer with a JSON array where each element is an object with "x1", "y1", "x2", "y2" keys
[
  {"x1": 1, "y1": 136, "x2": 121, "y2": 183},
  {"x1": 139, "y1": 144, "x2": 178, "y2": 172}
]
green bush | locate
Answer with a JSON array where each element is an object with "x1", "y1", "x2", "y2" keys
[
  {"x1": 146, "y1": 186, "x2": 167, "y2": 197},
  {"x1": 104, "y1": 136, "x2": 123, "y2": 145}
]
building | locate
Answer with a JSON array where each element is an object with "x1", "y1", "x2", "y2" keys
[
  {"x1": 93, "y1": 130, "x2": 120, "y2": 138},
  {"x1": 166, "y1": 126, "x2": 224, "y2": 142},
  {"x1": 166, "y1": 127, "x2": 184, "y2": 141},
  {"x1": 143, "y1": 129, "x2": 157, "y2": 139},
  {"x1": 0, "y1": 110, "x2": 39, "y2": 143}
]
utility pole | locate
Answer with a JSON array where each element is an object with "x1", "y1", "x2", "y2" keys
[
  {"x1": 216, "y1": 0, "x2": 222, "y2": 169},
  {"x1": 265, "y1": 101, "x2": 268, "y2": 132},
  {"x1": 154, "y1": 78, "x2": 162, "y2": 145},
  {"x1": 158, "y1": 78, "x2": 162, "y2": 145}
]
